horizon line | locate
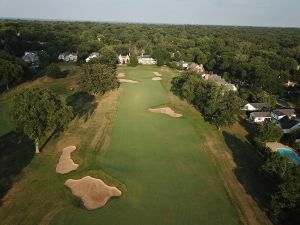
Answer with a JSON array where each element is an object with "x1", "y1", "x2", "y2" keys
[{"x1": 1, "y1": 17, "x2": 300, "y2": 29}]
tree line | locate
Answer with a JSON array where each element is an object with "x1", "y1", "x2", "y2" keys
[
  {"x1": 1, "y1": 20, "x2": 300, "y2": 96},
  {"x1": 171, "y1": 71, "x2": 242, "y2": 128}
]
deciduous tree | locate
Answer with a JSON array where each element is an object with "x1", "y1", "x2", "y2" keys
[{"x1": 10, "y1": 88, "x2": 73, "y2": 153}]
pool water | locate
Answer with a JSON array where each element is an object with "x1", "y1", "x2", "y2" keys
[{"x1": 277, "y1": 148, "x2": 300, "y2": 165}]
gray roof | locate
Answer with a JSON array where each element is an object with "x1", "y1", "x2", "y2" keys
[
  {"x1": 248, "y1": 103, "x2": 270, "y2": 109},
  {"x1": 273, "y1": 108, "x2": 296, "y2": 117},
  {"x1": 279, "y1": 117, "x2": 300, "y2": 129},
  {"x1": 251, "y1": 111, "x2": 271, "y2": 118}
]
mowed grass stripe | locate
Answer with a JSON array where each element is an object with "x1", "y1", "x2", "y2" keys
[{"x1": 50, "y1": 66, "x2": 240, "y2": 225}]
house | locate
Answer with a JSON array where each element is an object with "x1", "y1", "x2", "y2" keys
[
  {"x1": 22, "y1": 51, "x2": 40, "y2": 69},
  {"x1": 85, "y1": 52, "x2": 99, "y2": 63},
  {"x1": 243, "y1": 103, "x2": 270, "y2": 111},
  {"x1": 118, "y1": 54, "x2": 130, "y2": 64},
  {"x1": 203, "y1": 74, "x2": 238, "y2": 92},
  {"x1": 271, "y1": 108, "x2": 296, "y2": 122},
  {"x1": 58, "y1": 52, "x2": 78, "y2": 62},
  {"x1": 277, "y1": 117, "x2": 300, "y2": 134},
  {"x1": 177, "y1": 61, "x2": 189, "y2": 69},
  {"x1": 138, "y1": 55, "x2": 157, "y2": 65},
  {"x1": 285, "y1": 80, "x2": 297, "y2": 87},
  {"x1": 187, "y1": 63, "x2": 205, "y2": 74},
  {"x1": 250, "y1": 111, "x2": 272, "y2": 123}
]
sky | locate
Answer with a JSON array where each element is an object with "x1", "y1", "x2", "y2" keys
[{"x1": 0, "y1": 0, "x2": 300, "y2": 27}]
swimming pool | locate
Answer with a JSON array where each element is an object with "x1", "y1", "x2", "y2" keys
[{"x1": 277, "y1": 148, "x2": 300, "y2": 165}]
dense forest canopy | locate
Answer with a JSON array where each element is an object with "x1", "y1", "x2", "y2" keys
[{"x1": 0, "y1": 19, "x2": 300, "y2": 95}]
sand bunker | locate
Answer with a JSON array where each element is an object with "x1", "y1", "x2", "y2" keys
[
  {"x1": 56, "y1": 146, "x2": 79, "y2": 174},
  {"x1": 118, "y1": 79, "x2": 139, "y2": 84},
  {"x1": 117, "y1": 73, "x2": 125, "y2": 78},
  {"x1": 65, "y1": 176, "x2": 122, "y2": 210},
  {"x1": 152, "y1": 77, "x2": 162, "y2": 81},
  {"x1": 154, "y1": 72, "x2": 162, "y2": 77},
  {"x1": 149, "y1": 107, "x2": 183, "y2": 118}
]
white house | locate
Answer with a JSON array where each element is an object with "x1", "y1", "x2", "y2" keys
[
  {"x1": 277, "y1": 117, "x2": 300, "y2": 134},
  {"x1": 250, "y1": 111, "x2": 272, "y2": 123},
  {"x1": 138, "y1": 55, "x2": 157, "y2": 65},
  {"x1": 58, "y1": 52, "x2": 78, "y2": 62},
  {"x1": 177, "y1": 61, "x2": 189, "y2": 69},
  {"x1": 85, "y1": 52, "x2": 99, "y2": 63},
  {"x1": 118, "y1": 54, "x2": 130, "y2": 64},
  {"x1": 243, "y1": 103, "x2": 270, "y2": 111},
  {"x1": 271, "y1": 108, "x2": 296, "y2": 122}
]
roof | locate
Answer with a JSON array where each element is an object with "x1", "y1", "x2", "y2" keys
[
  {"x1": 273, "y1": 108, "x2": 296, "y2": 117},
  {"x1": 279, "y1": 117, "x2": 300, "y2": 129},
  {"x1": 250, "y1": 111, "x2": 271, "y2": 118},
  {"x1": 247, "y1": 103, "x2": 270, "y2": 109},
  {"x1": 138, "y1": 55, "x2": 153, "y2": 59}
]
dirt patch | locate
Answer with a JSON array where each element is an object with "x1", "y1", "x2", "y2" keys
[
  {"x1": 118, "y1": 79, "x2": 139, "y2": 84},
  {"x1": 56, "y1": 146, "x2": 79, "y2": 174},
  {"x1": 65, "y1": 176, "x2": 122, "y2": 210},
  {"x1": 117, "y1": 73, "x2": 125, "y2": 78},
  {"x1": 149, "y1": 107, "x2": 183, "y2": 118},
  {"x1": 154, "y1": 72, "x2": 162, "y2": 77},
  {"x1": 152, "y1": 77, "x2": 162, "y2": 81}
]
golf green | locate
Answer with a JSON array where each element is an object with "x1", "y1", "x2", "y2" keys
[{"x1": 50, "y1": 66, "x2": 240, "y2": 225}]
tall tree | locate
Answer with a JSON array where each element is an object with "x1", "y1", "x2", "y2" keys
[
  {"x1": 10, "y1": 88, "x2": 73, "y2": 153},
  {"x1": 78, "y1": 64, "x2": 119, "y2": 95},
  {"x1": 0, "y1": 58, "x2": 23, "y2": 89}
]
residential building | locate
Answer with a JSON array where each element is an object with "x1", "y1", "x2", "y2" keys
[
  {"x1": 187, "y1": 63, "x2": 205, "y2": 74},
  {"x1": 271, "y1": 108, "x2": 296, "y2": 122},
  {"x1": 177, "y1": 61, "x2": 189, "y2": 69},
  {"x1": 138, "y1": 55, "x2": 157, "y2": 65},
  {"x1": 285, "y1": 80, "x2": 297, "y2": 87},
  {"x1": 250, "y1": 111, "x2": 272, "y2": 123},
  {"x1": 85, "y1": 52, "x2": 99, "y2": 63},
  {"x1": 118, "y1": 54, "x2": 130, "y2": 64},
  {"x1": 58, "y1": 52, "x2": 78, "y2": 62},
  {"x1": 277, "y1": 117, "x2": 300, "y2": 134},
  {"x1": 203, "y1": 74, "x2": 237, "y2": 92},
  {"x1": 243, "y1": 103, "x2": 270, "y2": 111},
  {"x1": 22, "y1": 51, "x2": 40, "y2": 69}
]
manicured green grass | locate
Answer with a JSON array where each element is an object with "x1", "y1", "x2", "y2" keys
[{"x1": 49, "y1": 66, "x2": 241, "y2": 225}]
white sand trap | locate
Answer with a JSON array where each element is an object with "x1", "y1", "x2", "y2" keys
[
  {"x1": 117, "y1": 73, "x2": 125, "y2": 78},
  {"x1": 118, "y1": 79, "x2": 139, "y2": 84},
  {"x1": 152, "y1": 77, "x2": 162, "y2": 81},
  {"x1": 154, "y1": 72, "x2": 162, "y2": 77},
  {"x1": 65, "y1": 176, "x2": 122, "y2": 210},
  {"x1": 56, "y1": 146, "x2": 79, "y2": 174},
  {"x1": 149, "y1": 107, "x2": 183, "y2": 118}
]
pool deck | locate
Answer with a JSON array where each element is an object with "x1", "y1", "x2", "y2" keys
[{"x1": 266, "y1": 142, "x2": 294, "y2": 152}]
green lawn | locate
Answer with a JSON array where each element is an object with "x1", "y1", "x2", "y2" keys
[{"x1": 0, "y1": 65, "x2": 271, "y2": 225}]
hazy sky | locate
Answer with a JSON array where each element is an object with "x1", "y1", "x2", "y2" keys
[{"x1": 0, "y1": 0, "x2": 300, "y2": 27}]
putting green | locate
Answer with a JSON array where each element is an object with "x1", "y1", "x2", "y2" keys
[{"x1": 50, "y1": 66, "x2": 240, "y2": 225}]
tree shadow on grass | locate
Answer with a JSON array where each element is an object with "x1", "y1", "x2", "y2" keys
[
  {"x1": 0, "y1": 131, "x2": 34, "y2": 204},
  {"x1": 66, "y1": 91, "x2": 98, "y2": 122},
  {"x1": 238, "y1": 117, "x2": 257, "y2": 143},
  {"x1": 222, "y1": 131, "x2": 271, "y2": 210}
]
